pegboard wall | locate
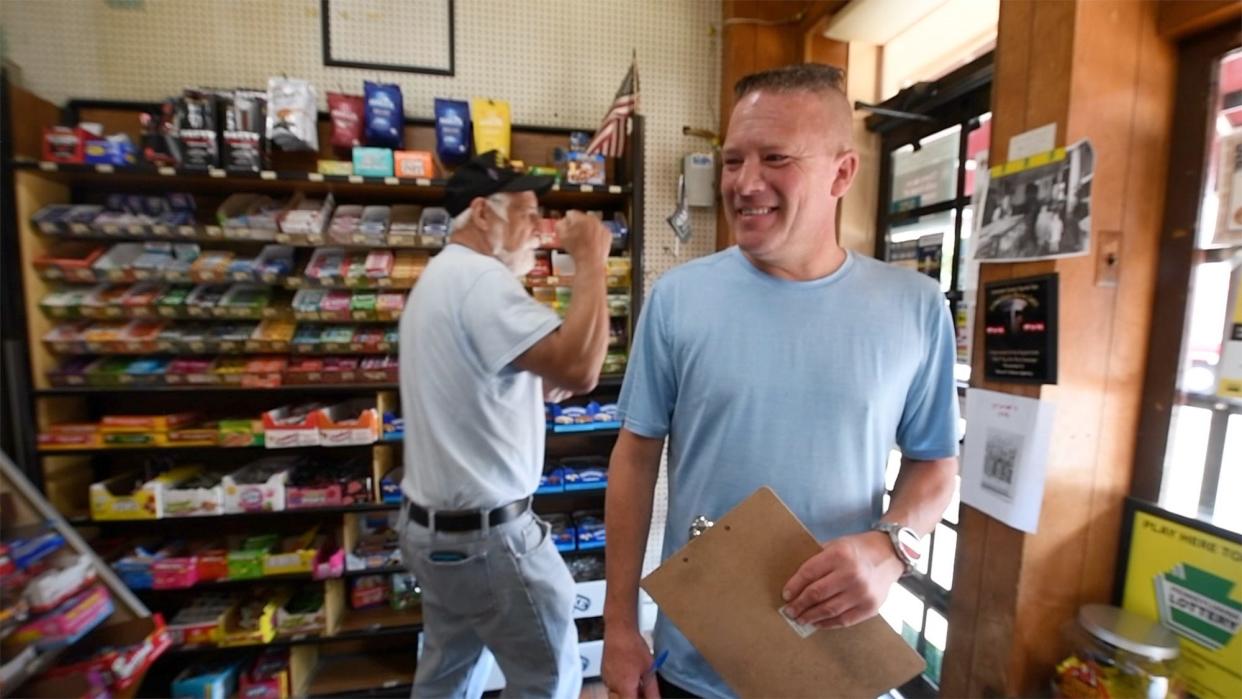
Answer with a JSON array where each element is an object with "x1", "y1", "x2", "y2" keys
[
  {"x1": 1, "y1": 0, "x2": 720, "y2": 579},
  {"x1": 0, "y1": 0, "x2": 722, "y2": 283}
]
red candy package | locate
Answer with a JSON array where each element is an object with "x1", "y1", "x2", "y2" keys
[{"x1": 328, "y1": 93, "x2": 365, "y2": 155}]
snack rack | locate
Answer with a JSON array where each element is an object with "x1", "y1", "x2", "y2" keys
[{"x1": 4, "y1": 78, "x2": 642, "y2": 696}]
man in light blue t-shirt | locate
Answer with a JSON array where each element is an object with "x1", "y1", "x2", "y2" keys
[
  {"x1": 602, "y1": 65, "x2": 961, "y2": 698},
  {"x1": 398, "y1": 151, "x2": 613, "y2": 698}
]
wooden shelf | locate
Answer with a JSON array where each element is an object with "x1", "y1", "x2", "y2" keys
[
  {"x1": 337, "y1": 605, "x2": 423, "y2": 635},
  {"x1": 36, "y1": 382, "x2": 400, "y2": 395},
  {"x1": 11, "y1": 158, "x2": 631, "y2": 210},
  {"x1": 306, "y1": 650, "x2": 415, "y2": 698}
]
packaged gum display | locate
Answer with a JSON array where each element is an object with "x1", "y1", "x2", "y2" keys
[
  {"x1": 220, "y1": 89, "x2": 266, "y2": 173},
  {"x1": 352, "y1": 147, "x2": 394, "y2": 178},
  {"x1": 471, "y1": 98, "x2": 512, "y2": 158},
  {"x1": 434, "y1": 98, "x2": 471, "y2": 165}
]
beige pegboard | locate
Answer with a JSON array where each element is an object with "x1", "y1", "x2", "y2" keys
[{"x1": 1, "y1": 0, "x2": 724, "y2": 584}]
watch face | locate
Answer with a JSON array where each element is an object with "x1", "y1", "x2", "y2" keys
[{"x1": 896, "y1": 528, "x2": 923, "y2": 562}]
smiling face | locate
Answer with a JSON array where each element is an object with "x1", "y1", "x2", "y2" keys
[{"x1": 721, "y1": 89, "x2": 858, "y2": 275}]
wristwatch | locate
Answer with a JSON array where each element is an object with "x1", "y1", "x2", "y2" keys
[{"x1": 872, "y1": 522, "x2": 923, "y2": 576}]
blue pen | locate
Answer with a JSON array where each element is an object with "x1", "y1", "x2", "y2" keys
[{"x1": 647, "y1": 649, "x2": 670, "y2": 676}]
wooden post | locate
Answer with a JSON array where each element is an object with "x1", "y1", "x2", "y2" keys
[{"x1": 939, "y1": 1, "x2": 1185, "y2": 695}]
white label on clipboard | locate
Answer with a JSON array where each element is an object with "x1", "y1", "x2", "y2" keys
[{"x1": 779, "y1": 606, "x2": 818, "y2": 639}]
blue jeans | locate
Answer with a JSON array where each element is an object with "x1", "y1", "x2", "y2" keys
[{"x1": 398, "y1": 506, "x2": 582, "y2": 699}]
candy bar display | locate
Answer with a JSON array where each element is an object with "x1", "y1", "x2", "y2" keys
[{"x1": 14, "y1": 83, "x2": 639, "y2": 697}]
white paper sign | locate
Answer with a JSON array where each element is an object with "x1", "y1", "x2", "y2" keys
[
  {"x1": 961, "y1": 388, "x2": 1056, "y2": 533},
  {"x1": 1008, "y1": 123, "x2": 1056, "y2": 161}
]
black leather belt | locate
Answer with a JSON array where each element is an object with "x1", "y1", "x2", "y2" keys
[{"x1": 405, "y1": 497, "x2": 531, "y2": 532}]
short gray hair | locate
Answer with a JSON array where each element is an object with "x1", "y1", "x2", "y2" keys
[
  {"x1": 733, "y1": 63, "x2": 845, "y2": 100},
  {"x1": 449, "y1": 192, "x2": 511, "y2": 233}
]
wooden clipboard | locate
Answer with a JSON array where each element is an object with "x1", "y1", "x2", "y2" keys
[{"x1": 641, "y1": 487, "x2": 925, "y2": 698}]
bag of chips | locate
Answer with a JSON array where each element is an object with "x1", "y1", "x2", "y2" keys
[
  {"x1": 471, "y1": 98, "x2": 511, "y2": 159},
  {"x1": 266, "y1": 77, "x2": 318, "y2": 152},
  {"x1": 434, "y1": 98, "x2": 471, "y2": 166},
  {"x1": 364, "y1": 81, "x2": 404, "y2": 149},
  {"x1": 328, "y1": 92, "x2": 365, "y2": 154}
]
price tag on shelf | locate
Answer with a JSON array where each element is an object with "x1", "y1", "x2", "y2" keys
[
  {"x1": 551, "y1": 183, "x2": 561, "y2": 191},
  {"x1": 158, "y1": 166, "x2": 176, "y2": 176},
  {"x1": 39, "y1": 161, "x2": 58, "y2": 172},
  {"x1": 208, "y1": 168, "x2": 226, "y2": 178},
  {"x1": 384, "y1": 177, "x2": 399, "y2": 185},
  {"x1": 260, "y1": 170, "x2": 277, "y2": 180},
  {"x1": 94, "y1": 164, "x2": 114, "y2": 174},
  {"x1": 580, "y1": 185, "x2": 594, "y2": 193},
  {"x1": 609, "y1": 185, "x2": 622, "y2": 193},
  {"x1": 382, "y1": 681, "x2": 398, "y2": 689},
  {"x1": 416, "y1": 178, "x2": 431, "y2": 187},
  {"x1": 308, "y1": 173, "x2": 325, "y2": 182},
  {"x1": 348, "y1": 175, "x2": 364, "y2": 184}
]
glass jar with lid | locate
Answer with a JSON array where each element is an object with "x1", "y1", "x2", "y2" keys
[{"x1": 1053, "y1": 604, "x2": 1182, "y2": 699}]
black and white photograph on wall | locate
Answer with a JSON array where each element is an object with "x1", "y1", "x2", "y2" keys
[{"x1": 973, "y1": 140, "x2": 1094, "y2": 262}]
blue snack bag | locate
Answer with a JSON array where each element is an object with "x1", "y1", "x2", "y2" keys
[
  {"x1": 364, "y1": 81, "x2": 404, "y2": 149},
  {"x1": 434, "y1": 98, "x2": 471, "y2": 165}
]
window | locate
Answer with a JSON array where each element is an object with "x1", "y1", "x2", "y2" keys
[
  {"x1": 866, "y1": 51, "x2": 992, "y2": 696},
  {"x1": 1138, "y1": 40, "x2": 1242, "y2": 536}
]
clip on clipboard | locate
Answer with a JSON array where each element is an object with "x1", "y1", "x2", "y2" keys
[{"x1": 641, "y1": 487, "x2": 925, "y2": 698}]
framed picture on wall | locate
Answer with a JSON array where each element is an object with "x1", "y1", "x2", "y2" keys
[{"x1": 321, "y1": 0, "x2": 455, "y2": 76}]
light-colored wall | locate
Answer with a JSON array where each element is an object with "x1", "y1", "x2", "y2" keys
[{"x1": 0, "y1": 0, "x2": 722, "y2": 286}]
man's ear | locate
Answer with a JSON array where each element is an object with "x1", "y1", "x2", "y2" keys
[
  {"x1": 829, "y1": 150, "x2": 860, "y2": 198},
  {"x1": 468, "y1": 197, "x2": 490, "y2": 228}
]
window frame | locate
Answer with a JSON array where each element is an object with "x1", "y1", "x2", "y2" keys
[
  {"x1": 1132, "y1": 23, "x2": 1242, "y2": 527},
  {"x1": 865, "y1": 53, "x2": 992, "y2": 697}
]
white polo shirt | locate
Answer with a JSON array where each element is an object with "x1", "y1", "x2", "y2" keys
[{"x1": 398, "y1": 244, "x2": 561, "y2": 510}]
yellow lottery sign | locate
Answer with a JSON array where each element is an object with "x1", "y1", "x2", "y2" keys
[{"x1": 1120, "y1": 501, "x2": 1242, "y2": 699}]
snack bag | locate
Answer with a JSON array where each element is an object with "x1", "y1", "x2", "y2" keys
[
  {"x1": 328, "y1": 92, "x2": 365, "y2": 154},
  {"x1": 364, "y1": 81, "x2": 404, "y2": 149},
  {"x1": 221, "y1": 89, "x2": 266, "y2": 172},
  {"x1": 471, "y1": 98, "x2": 511, "y2": 159},
  {"x1": 177, "y1": 88, "x2": 219, "y2": 170},
  {"x1": 266, "y1": 77, "x2": 318, "y2": 152},
  {"x1": 434, "y1": 98, "x2": 471, "y2": 165}
]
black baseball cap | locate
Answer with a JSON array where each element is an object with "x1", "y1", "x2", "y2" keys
[{"x1": 444, "y1": 150, "x2": 556, "y2": 216}]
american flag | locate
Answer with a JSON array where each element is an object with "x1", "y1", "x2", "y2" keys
[{"x1": 586, "y1": 59, "x2": 639, "y2": 158}]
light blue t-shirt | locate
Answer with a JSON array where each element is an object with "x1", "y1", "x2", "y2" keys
[
  {"x1": 618, "y1": 247, "x2": 960, "y2": 698},
  {"x1": 399, "y1": 244, "x2": 562, "y2": 510}
]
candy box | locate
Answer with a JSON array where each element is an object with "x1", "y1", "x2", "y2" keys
[
  {"x1": 9, "y1": 585, "x2": 113, "y2": 650},
  {"x1": 167, "y1": 594, "x2": 233, "y2": 646},
  {"x1": 574, "y1": 511, "x2": 606, "y2": 550},
  {"x1": 537, "y1": 467, "x2": 566, "y2": 494},
  {"x1": 262, "y1": 528, "x2": 322, "y2": 576},
  {"x1": 547, "y1": 514, "x2": 577, "y2": 552},
  {"x1": 352, "y1": 147, "x2": 394, "y2": 177},
  {"x1": 227, "y1": 534, "x2": 279, "y2": 580},
  {"x1": 218, "y1": 591, "x2": 287, "y2": 647},
  {"x1": 238, "y1": 650, "x2": 290, "y2": 699},
  {"x1": 275, "y1": 587, "x2": 325, "y2": 637},
  {"x1": 171, "y1": 658, "x2": 242, "y2": 699},
  {"x1": 222, "y1": 458, "x2": 293, "y2": 512},
  {"x1": 394, "y1": 150, "x2": 435, "y2": 178},
  {"x1": 162, "y1": 470, "x2": 224, "y2": 517},
  {"x1": 261, "y1": 403, "x2": 322, "y2": 448},
  {"x1": 43, "y1": 615, "x2": 172, "y2": 692},
  {"x1": 42, "y1": 125, "x2": 91, "y2": 163},
  {"x1": 24, "y1": 554, "x2": 96, "y2": 613}
]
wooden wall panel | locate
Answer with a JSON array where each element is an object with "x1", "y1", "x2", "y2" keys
[
  {"x1": 943, "y1": 0, "x2": 1184, "y2": 695},
  {"x1": 1157, "y1": 0, "x2": 1242, "y2": 40}
]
